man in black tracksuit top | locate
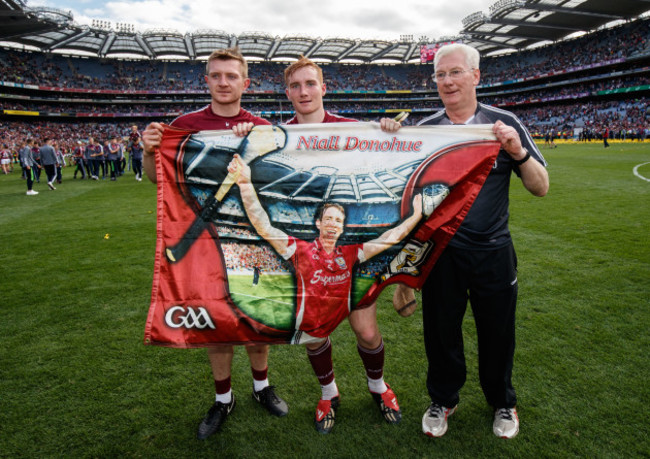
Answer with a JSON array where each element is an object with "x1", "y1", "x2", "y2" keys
[{"x1": 397, "y1": 43, "x2": 549, "y2": 440}]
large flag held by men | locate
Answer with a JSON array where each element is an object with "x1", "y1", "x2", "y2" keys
[{"x1": 144, "y1": 122, "x2": 500, "y2": 347}]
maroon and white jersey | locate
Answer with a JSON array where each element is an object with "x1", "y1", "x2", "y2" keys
[
  {"x1": 284, "y1": 236, "x2": 365, "y2": 339},
  {"x1": 171, "y1": 105, "x2": 270, "y2": 130},
  {"x1": 284, "y1": 110, "x2": 357, "y2": 125},
  {"x1": 129, "y1": 130, "x2": 141, "y2": 143}
]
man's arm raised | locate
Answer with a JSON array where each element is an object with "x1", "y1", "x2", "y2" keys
[
  {"x1": 228, "y1": 154, "x2": 290, "y2": 256},
  {"x1": 362, "y1": 193, "x2": 423, "y2": 261}
]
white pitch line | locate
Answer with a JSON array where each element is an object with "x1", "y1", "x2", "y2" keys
[
  {"x1": 231, "y1": 292, "x2": 293, "y2": 306},
  {"x1": 633, "y1": 162, "x2": 650, "y2": 182}
]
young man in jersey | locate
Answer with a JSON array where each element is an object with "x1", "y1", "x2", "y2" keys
[
  {"x1": 395, "y1": 43, "x2": 549, "y2": 439},
  {"x1": 106, "y1": 137, "x2": 121, "y2": 181},
  {"x1": 129, "y1": 125, "x2": 143, "y2": 180},
  {"x1": 85, "y1": 137, "x2": 102, "y2": 180},
  {"x1": 282, "y1": 57, "x2": 406, "y2": 427},
  {"x1": 72, "y1": 141, "x2": 86, "y2": 179},
  {"x1": 142, "y1": 47, "x2": 288, "y2": 441},
  {"x1": 227, "y1": 152, "x2": 424, "y2": 433},
  {"x1": 1, "y1": 144, "x2": 11, "y2": 174}
]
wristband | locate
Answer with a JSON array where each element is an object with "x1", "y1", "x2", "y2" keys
[{"x1": 512, "y1": 149, "x2": 530, "y2": 166}]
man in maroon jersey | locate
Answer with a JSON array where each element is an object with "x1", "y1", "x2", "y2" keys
[
  {"x1": 236, "y1": 57, "x2": 406, "y2": 428},
  {"x1": 142, "y1": 48, "x2": 288, "y2": 441},
  {"x1": 282, "y1": 57, "x2": 407, "y2": 430},
  {"x1": 227, "y1": 151, "x2": 423, "y2": 433}
]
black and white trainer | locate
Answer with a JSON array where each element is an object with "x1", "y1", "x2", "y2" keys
[
  {"x1": 252, "y1": 385, "x2": 288, "y2": 417},
  {"x1": 196, "y1": 396, "x2": 236, "y2": 440}
]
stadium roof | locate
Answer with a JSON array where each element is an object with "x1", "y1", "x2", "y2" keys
[
  {"x1": 460, "y1": 0, "x2": 650, "y2": 54},
  {"x1": 1, "y1": 0, "x2": 649, "y2": 62}
]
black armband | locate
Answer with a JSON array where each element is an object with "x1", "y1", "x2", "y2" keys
[{"x1": 512, "y1": 149, "x2": 531, "y2": 166}]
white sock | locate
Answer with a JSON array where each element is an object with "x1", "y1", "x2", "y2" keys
[
  {"x1": 321, "y1": 380, "x2": 339, "y2": 400},
  {"x1": 253, "y1": 378, "x2": 269, "y2": 393},
  {"x1": 367, "y1": 377, "x2": 388, "y2": 394},
  {"x1": 215, "y1": 390, "x2": 232, "y2": 404}
]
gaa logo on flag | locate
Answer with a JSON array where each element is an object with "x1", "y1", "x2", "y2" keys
[{"x1": 165, "y1": 306, "x2": 216, "y2": 330}]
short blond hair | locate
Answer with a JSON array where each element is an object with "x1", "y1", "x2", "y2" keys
[
  {"x1": 284, "y1": 56, "x2": 323, "y2": 87},
  {"x1": 205, "y1": 47, "x2": 248, "y2": 79}
]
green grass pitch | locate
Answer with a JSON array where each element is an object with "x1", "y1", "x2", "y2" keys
[
  {"x1": 0, "y1": 141, "x2": 648, "y2": 457},
  {"x1": 228, "y1": 271, "x2": 376, "y2": 333},
  {"x1": 229, "y1": 272, "x2": 296, "y2": 331}
]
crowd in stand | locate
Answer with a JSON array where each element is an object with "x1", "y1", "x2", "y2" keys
[
  {"x1": 221, "y1": 241, "x2": 291, "y2": 273},
  {"x1": 479, "y1": 19, "x2": 649, "y2": 85},
  {"x1": 1, "y1": 18, "x2": 647, "y2": 92},
  {"x1": 220, "y1": 239, "x2": 390, "y2": 278},
  {"x1": 3, "y1": 73, "x2": 648, "y2": 124},
  {"x1": 514, "y1": 99, "x2": 648, "y2": 139},
  {"x1": 0, "y1": 17, "x2": 648, "y2": 165}
]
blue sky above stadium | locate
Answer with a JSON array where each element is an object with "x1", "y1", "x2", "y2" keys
[{"x1": 27, "y1": 0, "x2": 495, "y2": 41}]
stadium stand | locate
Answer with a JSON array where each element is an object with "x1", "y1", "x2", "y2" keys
[{"x1": 0, "y1": 3, "x2": 648, "y2": 154}]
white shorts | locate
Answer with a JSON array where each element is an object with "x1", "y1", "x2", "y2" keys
[
  {"x1": 290, "y1": 330, "x2": 328, "y2": 345},
  {"x1": 1, "y1": 159, "x2": 10, "y2": 165}
]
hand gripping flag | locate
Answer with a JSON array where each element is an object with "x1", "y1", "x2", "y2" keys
[{"x1": 144, "y1": 122, "x2": 500, "y2": 347}]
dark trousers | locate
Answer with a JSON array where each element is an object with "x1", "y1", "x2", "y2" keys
[
  {"x1": 26, "y1": 167, "x2": 35, "y2": 190},
  {"x1": 84, "y1": 159, "x2": 92, "y2": 177},
  {"x1": 91, "y1": 159, "x2": 100, "y2": 177},
  {"x1": 132, "y1": 158, "x2": 142, "y2": 178},
  {"x1": 74, "y1": 161, "x2": 86, "y2": 178},
  {"x1": 44, "y1": 164, "x2": 56, "y2": 184},
  {"x1": 422, "y1": 243, "x2": 518, "y2": 409},
  {"x1": 109, "y1": 159, "x2": 119, "y2": 179}
]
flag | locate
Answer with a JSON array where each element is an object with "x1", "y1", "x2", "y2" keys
[{"x1": 144, "y1": 122, "x2": 500, "y2": 347}]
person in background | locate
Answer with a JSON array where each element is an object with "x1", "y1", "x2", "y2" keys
[
  {"x1": 39, "y1": 138, "x2": 58, "y2": 191},
  {"x1": 31, "y1": 139, "x2": 41, "y2": 183},
  {"x1": 19, "y1": 140, "x2": 38, "y2": 195},
  {"x1": 106, "y1": 137, "x2": 121, "y2": 181},
  {"x1": 0, "y1": 144, "x2": 12, "y2": 174},
  {"x1": 73, "y1": 141, "x2": 86, "y2": 179},
  {"x1": 129, "y1": 126, "x2": 144, "y2": 181},
  {"x1": 54, "y1": 141, "x2": 65, "y2": 184},
  {"x1": 86, "y1": 137, "x2": 102, "y2": 180}
]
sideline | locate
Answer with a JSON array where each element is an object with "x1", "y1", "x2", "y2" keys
[{"x1": 633, "y1": 162, "x2": 650, "y2": 183}]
